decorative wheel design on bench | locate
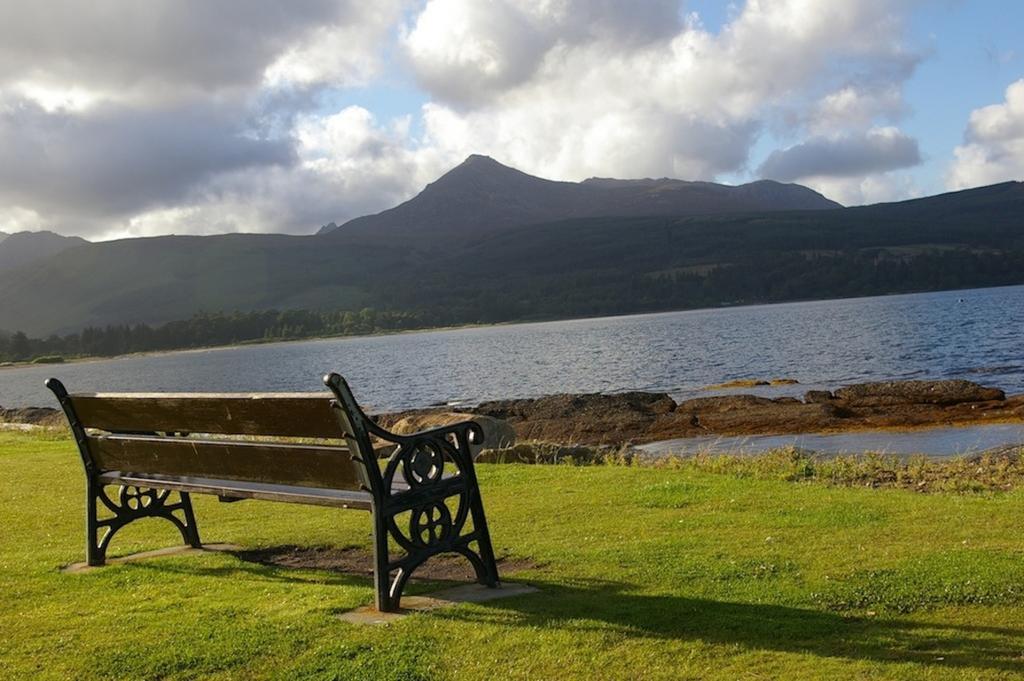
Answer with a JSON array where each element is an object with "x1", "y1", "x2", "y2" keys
[
  {"x1": 383, "y1": 435, "x2": 471, "y2": 555},
  {"x1": 404, "y1": 441, "x2": 445, "y2": 486},
  {"x1": 371, "y1": 423, "x2": 498, "y2": 611},
  {"x1": 411, "y1": 502, "x2": 453, "y2": 547}
]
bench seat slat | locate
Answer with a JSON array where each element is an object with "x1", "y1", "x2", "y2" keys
[
  {"x1": 97, "y1": 472, "x2": 374, "y2": 509},
  {"x1": 87, "y1": 434, "x2": 362, "y2": 490},
  {"x1": 72, "y1": 394, "x2": 342, "y2": 438}
]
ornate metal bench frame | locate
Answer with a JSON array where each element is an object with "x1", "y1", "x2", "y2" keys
[{"x1": 48, "y1": 373, "x2": 500, "y2": 612}]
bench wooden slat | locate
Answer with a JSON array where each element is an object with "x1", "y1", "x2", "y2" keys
[
  {"x1": 97, "y1": 472, "x2": 374, "y2": 509},
  {"x1": 87, "y1": 435, "x2": 362, "y2": 490},
  {"x1": 72, "y1": 394, "x2": 342, "y2": 438}
]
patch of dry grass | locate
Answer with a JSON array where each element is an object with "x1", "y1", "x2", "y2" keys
[{"x1": 485, "y1": 441, "x2": 1024, "y2": 493}]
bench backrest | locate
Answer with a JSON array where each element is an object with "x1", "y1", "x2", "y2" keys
[{"x1": 47, "y1": 377, "x2": 377, "y2": 492}]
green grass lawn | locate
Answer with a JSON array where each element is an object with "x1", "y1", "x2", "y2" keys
[{"x1": 2, "y1": 430, "x2": 1024, "y2": 680}]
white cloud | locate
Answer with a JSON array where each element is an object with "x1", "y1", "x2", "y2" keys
[
  {"x1": 808, "y1": 83, "x2": 905, "y2": 134},
  {"x1": 116, "y1": 106, "x2": 452, "y2": 239},
  {"x1": 402, "y1": 0, "x2": 683, "y2": 107},
  {"x1": 0, "y1": 206, "x2": 48, "y2": 234},
  {"x1": 948, "y1": 79, "x2": 1024, "y2": 189},
  {"x1": 756, "y1": 125, "x2": 924, "y2": 206},
  {"x1": 400, "y1": 0, "x2": 923, "y2": 183},
  {"x1": 263, "y1": 1, "x2": 405, "y2": 89},
  {"x1": 0, "y1": 1, "x2": 396, "y2": 105},
  {"x1": 0, "y1": 95, "x2": 293, "y2": 227},
  {"x1": 0, "y1": 0, "x2": 931, "y2": 238},
  {"x1": 799, "y1": 172, "x2": 921, "y2": 207},
  {"x1": 759, "y1": 127, "x2": 921, "y2": 181},
  {"x1": 0, "y1": 1, "x2": 405, "y2": 238}
]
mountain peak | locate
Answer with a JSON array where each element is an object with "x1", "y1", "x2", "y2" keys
[
  {"x1": 461, "y1": 153, "x2": 501, "y2": 166},
  {"x1": 440, "y1": 154, "x2": 516, "y2": 177},
  {"x1": 436, "y1": 154, "x2": 526, "y2": 182},
  {"x1": 319, "y1": 157, "x2": 842, "y2": 237},
  {"x1": 420, "y1": 154, "x2": 553, "y2": 199}
]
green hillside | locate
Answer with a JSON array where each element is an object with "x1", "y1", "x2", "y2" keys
[
  {"x1": 377, "y1": 181, "x2": 1024, "y2": 320},
  {"x1": 0, "y1": 181, "x2": 1021, "y2": 338},
  {"x1": 0, "y1": 234, "x2": 379, "y2": 335}
]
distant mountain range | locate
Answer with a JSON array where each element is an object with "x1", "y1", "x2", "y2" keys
[
  {"x1": 318, "y1": 154, "x2": 840, "y2": 239},
  {"x1": 0, "y1": 155, "x2": 1022, "y2": 337}
]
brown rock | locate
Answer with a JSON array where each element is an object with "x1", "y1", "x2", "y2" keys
[
  {"x1": 675, "y1": 394, "x2": 777, "y2": 413},
  {"x1": 388, "y1": 412, "x2": 516, "y2": 449},
  {"x1": 804, "y1": 390, "x2": 834, "y2": 404},
  {"x1": 684, "y1": 401, "x2": 847, "y2": 435},
  {"x1": 471, "y1": 392, "x2": 677, "y2": 445},
  {"x1": 834, "y1": 380, "x2": 1005, "y2": 406},
  {"x1": 475, "y1": 391, "x2": 676, "y2": 421},
  {"x1": 0, "y1": 406, "x2": 63, "y2": 426},
  {"x1": 703, "y1": 379, "x2": 769, "y2": 389}
]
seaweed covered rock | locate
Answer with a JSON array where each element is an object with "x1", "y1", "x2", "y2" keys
[{"x1": 833, "y1": 380, "x2": 1004, "y2": 407}]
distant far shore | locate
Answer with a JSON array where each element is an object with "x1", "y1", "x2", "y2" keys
[
  {"x1": 3, "y1": 283, "x2": 1020, "y2": 372},
  {"x1": 0, "y1": 319, "x2": 514, "y2": 371}
]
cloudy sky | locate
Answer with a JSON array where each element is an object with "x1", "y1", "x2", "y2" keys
[{"x1": 0, "y1": 0, "x2": 1022, "y2": 240}]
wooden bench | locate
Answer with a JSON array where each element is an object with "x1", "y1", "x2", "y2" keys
[{"x1": 47, "y1": 373, "x2": 500, "y2": 612}]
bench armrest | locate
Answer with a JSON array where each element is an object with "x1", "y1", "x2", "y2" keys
[{"x1": 365, "y1": 417, "x2": 486, "y2": 451}]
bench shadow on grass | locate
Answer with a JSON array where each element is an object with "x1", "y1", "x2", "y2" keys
[
  {"x1": 120, "y1": 557, "x2": 1024, "y2": 673},
  {"x1": 122, "y1": 550, "x2": 477, "y2": 601},
  {"x1": 438, "y1": 579, "x2": 1024, "y2": 674},
  {"x1": 124, "y1": 558, "x2": 372, "y2": 589}
]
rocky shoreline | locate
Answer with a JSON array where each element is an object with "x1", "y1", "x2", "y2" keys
[
  {"x1": 0, "y1": 405, "x2": 64, "y2": 428},
  {"x1": 5, "y1": 379, "x2": 1024, "y2": 448},
  {"x1": 380, "y1": 379, "x2": 1024, "y2": 447}
]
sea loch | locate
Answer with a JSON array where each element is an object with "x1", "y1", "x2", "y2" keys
[{"x1": 2, "y1": 284, "x2": 1022, "y2": 412}]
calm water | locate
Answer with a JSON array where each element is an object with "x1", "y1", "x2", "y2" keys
[
  {"x1": 637, "y1": 424, "x2": 1024, "y2": 459},
  {"x1": 2, "y1": 285, "x2": 1023, "y2": 414}
]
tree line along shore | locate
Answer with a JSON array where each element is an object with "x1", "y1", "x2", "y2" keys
[
  {"x1": 3, "y1": 251, "x2": 1024, "y2": 366},
  {"x1": 0, "y1": 308, "x2": 442, "y2": 365}
]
